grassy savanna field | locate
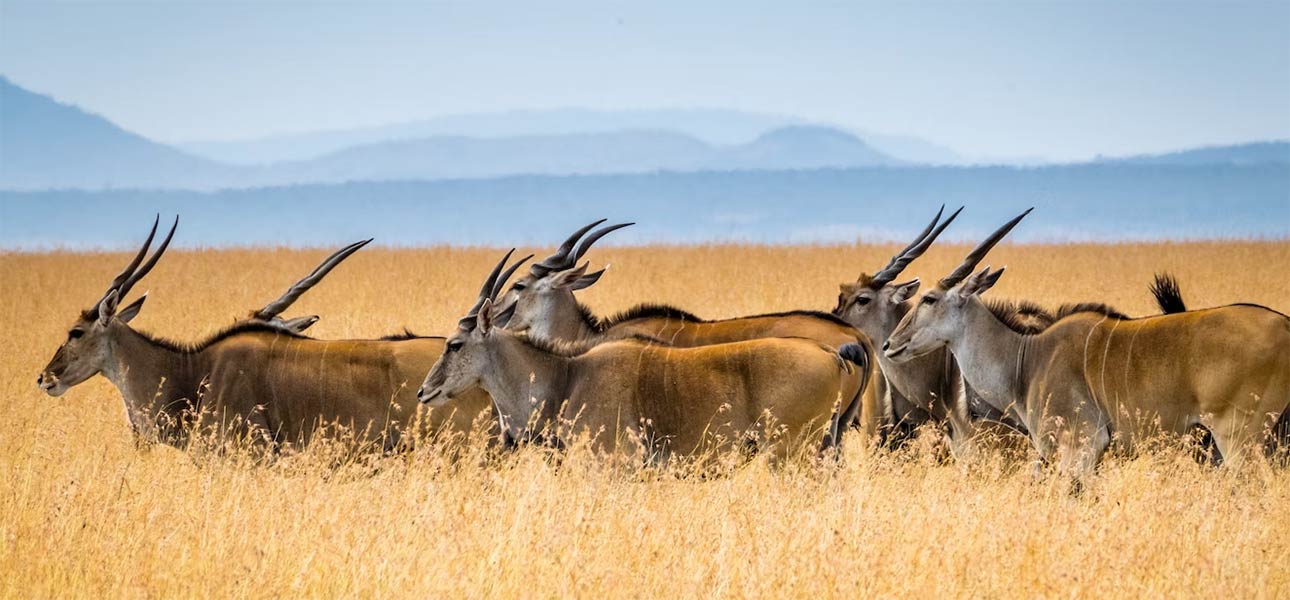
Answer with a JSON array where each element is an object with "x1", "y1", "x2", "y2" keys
[{"x1": 2, "y1": 240, "x2": 1288, "y2": 598}]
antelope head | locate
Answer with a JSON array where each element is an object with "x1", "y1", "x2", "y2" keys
[
  {"x1": 419, "y1": 249, "x2": 531, "y2": 408},
  {"x1": 38, "y1": 216, "x2": 178, "y2": 396},
  {"x1": 244, "y1": 238, "x2": 373, "y2": 333},
  {"x1": 494, "y1": 219, "x2": 633, "y2": 337},
  {"x1": 834, "y1": 205, "x2": 962, "y2": 344},
  {"x1": 885, "y1": 208, "x2": 1032, "y2": 363}
]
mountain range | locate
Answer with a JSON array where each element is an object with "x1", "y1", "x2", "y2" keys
[
  {"x1": 1102, "y1": 141, "x2": 1290, "y2": 166},
  {"x1": 0, "y1": 76, "x2": 236, "y2": 189},
  {"x1": 1, "y1": 75, "x2": 1287, "y2": 246},
  {"x1": 5, "y1": 76, "x2": 1286, "y2": 193},
  {"x1": 0, "y1": 77, "x2": 911, "y2": 189},
  {"x1": 175, "y1": 108, "x2": 964, "y2": 166}
]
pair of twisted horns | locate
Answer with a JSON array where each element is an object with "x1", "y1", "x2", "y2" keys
[
  {"x1": 93, "y1": 215, "x2": 179, "y2": 316},
  {"x1": 867, "y1": 204, "x2": 964, "y2": 289},
  {"x1": 939, "y1": 207, "x2": 1033, "y2": 289},
  {"x1": 530, "y1": 219, "x2": 634, "y2": 278},
  {"x1": 460, "y1": 248, "x2": 534, "y2": 330},
  {"x1": 253, "y1": 238, "x2": 373, "y2": 321}
]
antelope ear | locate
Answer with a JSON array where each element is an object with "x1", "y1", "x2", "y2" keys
[
  {"x1": 890, "y1": 279, "x2": 921, "y2": 303},
  {"x1": 116, "y1": 293, "x2": 148, "y2": 323},
  {"x1": 979, "y1": 267, "x2": 1006, "y2": 294},
  {"x1": 96, "y1": 290, "x2": 121, "y2": 326},
  {"x1": 490, "y1": 298, "x2": 518, "y2": 327},
  {"x1": 549, "y1": 262, "x2": 590, "y2": 289},
  {"x1": 960, "y1": 266, "x2": 1004, "y2": 297},
  {"x1": 571, "y1": 266, "x2": 607, "y2": 290},
  {"x1": 476, "y1": 298, "x2": 495, "y2": 334},
  {"x1": 282, "y1": 315, "x2": 320, "y2": 332}
]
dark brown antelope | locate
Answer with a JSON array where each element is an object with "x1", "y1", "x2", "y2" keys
[
  {"x1": 36, "y1": 219, "x2": 496, "y2": 454},
  {"x1": 833, "y1": 206, "x2": 1032, "y2": 457},
  {"x1": 493, "y1": 220, "x2": 876, "y2": 445},
  {"x1": 885, "y1": 211, "x2": 1290, "y2": 486},
  {"x1": 418, "y1": 254, "x2": 871, "y2": 462}
]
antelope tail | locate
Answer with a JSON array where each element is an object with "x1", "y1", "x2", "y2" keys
[
  {"x1": 839, "y1": 341, "x2": 873, "y2": 406},
  {"x1": 1150, "y1": 273, "x2": 1187, "y2": 314},
  {"x1": 838, "y1": 342, "x2": 869, "y2": 375}
]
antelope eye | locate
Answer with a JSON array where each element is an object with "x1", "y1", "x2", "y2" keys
[
  {"x1": 856, "y1": 297, "x2": 872, "y2": 306},
  {"x1": 68, "y1": 329, "x2": 84, "y2": 339},
  {"x1": 447, "y1": 339, "x2": 465, "y2": 352},
  {"x1": 512, "y1": 282, "x2": 527, "y2": 292},
  {"x1": 922, "y1": 296, "x2": 938, "y2": 305}
]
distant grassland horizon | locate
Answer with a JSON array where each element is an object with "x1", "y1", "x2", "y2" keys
[{"x1": 1, "y1": 241, "x2": 1288, "y2": 597}]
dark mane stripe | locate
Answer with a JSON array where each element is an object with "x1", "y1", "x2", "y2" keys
[
  {"x1": 515, "y1": 331, "x2": 667, "y2": 357},
  {"x1": 744, "y1": 309, "x2": 855, "y2": 328},
  {"x1": 379, "y1": 328, "x2": 423, "y2": 341},
  {"x1": 1053, "y1": 302, "x2": 1130, "y2": 321},
  {"x1": 982, "y1": 299, "x2": 1055, "y2": 335},
  {"x1": 597, "y1": 303, "x2": 702, "y2": 331},
  {"x1": 983, "y1": 297, "x2": 1132, "y2": 336},
  {"x1": 142, "y1": 321, "x2": 308, "y2": 354},
  {"x1": 1229, "y1": 303, "x2": 1290, "y2": 319},
  {"x1": 574, "y1": 302, "x2": 606, "y2": 333},
  {"x1": 598, "y1": 304, "x2": 853, "y2": 330},
  {"x1": 141, "y1": 322, "x2": 437, "y2": 352}
]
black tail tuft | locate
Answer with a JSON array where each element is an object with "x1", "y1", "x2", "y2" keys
[
  {"x1": 1150, "y1": 272, "x2": 1187, "y2": 314},
  {"x1": 838, "y1": 343, "x2": 869, "y2": 373}
]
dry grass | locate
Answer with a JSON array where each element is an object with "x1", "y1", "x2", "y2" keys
[{"x1": 2, "y1": 241, "x2": 1289, "y2": 598}]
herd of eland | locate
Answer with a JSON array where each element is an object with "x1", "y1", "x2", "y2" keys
[{"x1": 36, "y1": 209, "x2": 1290, "y2": 487}]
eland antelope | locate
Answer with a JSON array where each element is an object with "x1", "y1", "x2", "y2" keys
[
  {"x1": 418, "y1": 253, "x2": 871, "y2": 462},
  {"x1": 884, "y1": 210, "x2": 1290, "y2": 484},
  {"x1": 493, "y1": 220, "x2": 877, "y2": 444},
  {"x1": 834, "y1": 206, "x2": 1032, "y2": 457},
  {"x1": 37, "y1": 219, "x2": 495, "y2": 454}
]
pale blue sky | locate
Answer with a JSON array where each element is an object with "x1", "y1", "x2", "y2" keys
[{"x1": 2, "y1": 1, "x2": 1287, "y2": 161}]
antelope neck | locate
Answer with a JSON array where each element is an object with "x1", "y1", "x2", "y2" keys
[{"x1": 946, "y1": 299, "x2": 1030, "y2": 426}]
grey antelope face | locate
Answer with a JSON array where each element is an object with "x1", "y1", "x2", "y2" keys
[
  {"x1": 242, "y1": 238, "x2": 373, "y2": 333},
  {"x1": 885, "y1": 209, "x2": 1032, "y2": 362},
  {"x1": 495, "y1": 219, "x2": 632, "y2": 335},
  {"x1": 833, "y1": 205, "x2": 962, "y2": 342},
  {"x1": 38, "y1": 216, "x2": 178, "y2": 396},
  {"x1": 420, "y1": 249, "x2": 530, "y2": 406}
]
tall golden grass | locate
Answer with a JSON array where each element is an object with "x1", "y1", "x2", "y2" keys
[{"x1": 2, "y1": 241, "x2": 1288, "y2": 598}]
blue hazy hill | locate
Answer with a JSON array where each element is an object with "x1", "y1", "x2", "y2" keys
[
  {"x1": 176, "y1": 108, "x2": 964, "y2": 165},
  {"x1": 4, "y1": 76, "x2": 1286, "y2": 196},
  {"x1": 1105, "y1": 141, "x2": 1290, "y2": 166},
  {"x1": 267, "y1": 126, "x2": 901, "y2": 183},
  {"x1": 0, "y1": 78, "x2": 906, "y2": 188},
  {"x1": 714, "y1": 126, "x2": 903, "y2": 169},
  {"x1": 0, "y1": 76, "x2": 233, "y2": 189}
]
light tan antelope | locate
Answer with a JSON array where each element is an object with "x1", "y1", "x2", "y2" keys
[
  {"x1": 418, "y1": 256, "x2": 871, "y2": 462},
  {"x1": 834, "y1": 206, "x2": 1033, "y2": 457},
  {"x1": 36, "y1": 218, "x2": 496, "y2": 454},
  {"x1": 494, "y1": 220, "x2": 876, "y2": 445},
  {"x1": 885, "y1": 211, "x2": 1290, "y2": 485}
]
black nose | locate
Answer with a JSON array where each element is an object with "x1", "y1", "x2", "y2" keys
[
  {"x1": 36, "y1": 375, "x2": 42, "y2": 384},
  {"x1": 881, "y1": 341, "x2": 890, "y2": 351}
]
